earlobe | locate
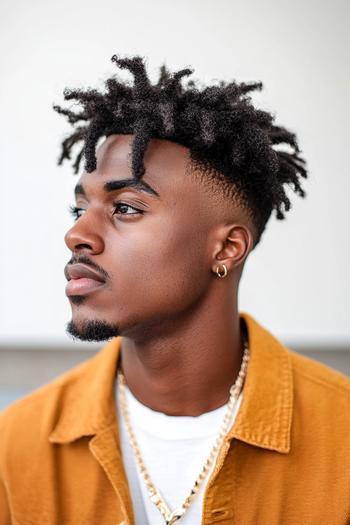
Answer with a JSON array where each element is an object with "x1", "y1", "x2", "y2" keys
[{"x1": 213, "y1": 264, "x2": 228, "y2": 278}]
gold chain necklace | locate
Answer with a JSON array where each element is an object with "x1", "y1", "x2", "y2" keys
[{"x1": 117, "y1": 339, "x2": 249, "y2": 525}]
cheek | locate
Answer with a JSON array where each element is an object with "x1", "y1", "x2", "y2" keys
[
  {"x1": 116, "y1": 220, "x2": 208, "y2": 313},
  {"x1": 126, "y1": 224, "x2": 207, "y2": 313}
]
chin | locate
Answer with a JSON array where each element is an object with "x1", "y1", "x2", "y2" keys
[{"x1": 65, "y1": 318, "x2": 121, "y2": 342}]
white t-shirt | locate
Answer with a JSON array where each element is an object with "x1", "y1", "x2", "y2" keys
[{"x1": 115, "y1": 377, "x2": 243, "y2": 525}]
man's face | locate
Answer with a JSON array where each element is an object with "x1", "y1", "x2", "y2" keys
[{"x1": 64, "y1": 134, "x2": 225, "y2": 342}]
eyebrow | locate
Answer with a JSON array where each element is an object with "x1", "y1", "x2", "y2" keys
[{"x1": 74, "y1": 178, "x2": 160, "y2": 199}]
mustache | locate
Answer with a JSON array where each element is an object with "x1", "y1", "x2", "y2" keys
[{"x1": 67, "y1": 254, "x2": 109, "y2": 282}]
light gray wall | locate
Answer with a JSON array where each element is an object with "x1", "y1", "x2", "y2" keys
[{"x1": 0, "y1": 0, "x2": 349, "y2": 347}]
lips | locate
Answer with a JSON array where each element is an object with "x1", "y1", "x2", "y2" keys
[
  {"x1": 65, "y1": 263, "x2": 105, "y2": 283},
  {"x1": 65, "y1": 263, "x2": 106, "y2": 297}
]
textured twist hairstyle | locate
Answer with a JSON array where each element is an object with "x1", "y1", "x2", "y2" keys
[{"x1": 54, "y1": 54, "x2": 308, "y2": 247}]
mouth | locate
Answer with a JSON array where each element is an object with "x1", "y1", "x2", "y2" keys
[
  {"x1": 65, "y1": 278, "x2": 106, "y2": 297},
  {"x1": 64, "y1": 262, "x2": 107, "y2": 297}
]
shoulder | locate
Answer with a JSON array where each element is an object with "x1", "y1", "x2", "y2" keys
[
  {"x1": 286, "y1": 347, "x2": 350, "y2": 427},
  {"x1": 288, "y1": 347, "x2": 350, "y2": 395},
  {"x1": 0, "y1": 353, "x2": 96, "y2": 450}
]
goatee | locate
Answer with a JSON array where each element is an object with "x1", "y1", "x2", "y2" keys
[{"x1": 66, "y1": 318, "x2": 121, "y2": 342}]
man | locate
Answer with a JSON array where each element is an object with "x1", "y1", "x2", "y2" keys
[{"x1": 0, "y1": 55, "x2": 349, "y2": 525}]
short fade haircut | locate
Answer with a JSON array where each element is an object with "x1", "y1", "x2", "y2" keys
[{"x1": 54, "y1": 54, "x2": 308, "y2": 247}]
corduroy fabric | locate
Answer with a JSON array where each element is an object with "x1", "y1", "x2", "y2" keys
[{"x1": 0, "y1": 311, "x2": 349, "y2": 525}]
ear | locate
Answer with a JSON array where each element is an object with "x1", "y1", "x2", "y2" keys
[{"x1": 211, "y1": 224, "x2": 253, "y2": 274}]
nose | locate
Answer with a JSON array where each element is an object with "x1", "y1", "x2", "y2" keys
[{"x1": 64, "y1": 212, "x2": 104, "y2": 254}]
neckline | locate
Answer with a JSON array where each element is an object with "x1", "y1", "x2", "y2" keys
[{"x1": 116, "y1": 378, "x2": 244, "y2": 440}]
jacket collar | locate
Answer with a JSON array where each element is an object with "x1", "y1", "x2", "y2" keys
[
  {"x1": 49, "y1": 311, "x2": 293, "y2": 453},
  {"x1": 49, "y1": 337, "x2": 121, "y2": 444},
  {"x1": 226, "y1": 312, "x2": 293, "y2": 453}
]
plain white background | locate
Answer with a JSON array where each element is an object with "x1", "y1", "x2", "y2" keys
[{"x1": 0, "y1": 0, "x2": 349, "y2": 346}]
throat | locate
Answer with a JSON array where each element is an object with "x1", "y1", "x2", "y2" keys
[{"x1": 117, "y1": 317, "x2": 246, "y2": 417}]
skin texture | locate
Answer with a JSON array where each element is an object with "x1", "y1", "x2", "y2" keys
[{"x1": 64, "y1": 134, "x2": 255, "y2": 416}]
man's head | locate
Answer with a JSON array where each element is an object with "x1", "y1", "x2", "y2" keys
[{"x1": 56, "y1": 55, "x2": 308, "y2": 342}]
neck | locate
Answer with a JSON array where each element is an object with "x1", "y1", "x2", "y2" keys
[{"x1": 118, "y1": 288, "x2": 246, "y2": 417}]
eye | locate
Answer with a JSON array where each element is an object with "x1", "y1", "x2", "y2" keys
[
  {"x1": 113, "y1": 202, "x2": 143, "y2": 217},
  {"x1": 68, "y1": 204, "x2": 84, "y2": 221},
  {"x1": 68, "y1": 202, "x2": 143, "y2": 222}
]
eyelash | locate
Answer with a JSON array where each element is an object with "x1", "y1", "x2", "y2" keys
[{"x1": 68, "y1": 202, "x2": 143, "y2": 221}]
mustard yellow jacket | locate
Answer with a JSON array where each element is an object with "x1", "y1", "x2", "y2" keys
[{"x1": 0, "y1": 312, "x2": 350, "y2": 525}]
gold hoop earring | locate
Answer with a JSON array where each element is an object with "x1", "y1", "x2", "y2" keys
[{"x1": 215, "y1": 264, "x2": 228, "y2": 278}]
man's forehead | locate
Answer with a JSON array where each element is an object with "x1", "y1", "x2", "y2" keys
[
  {"x1": 76, "y1": 134, "x2": 194, "y2": 195},
  {"x1": 96, "y1": 133, "x2": 190, "y2": 172}
]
